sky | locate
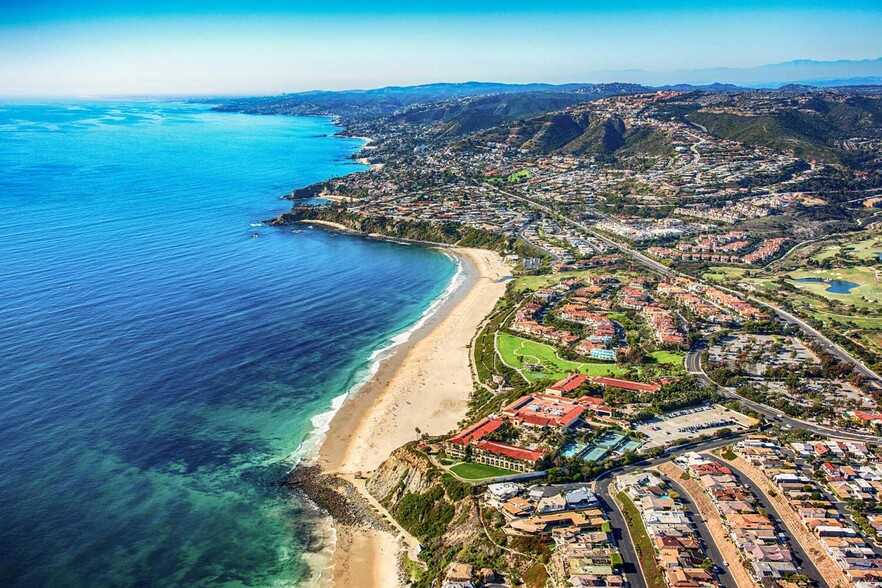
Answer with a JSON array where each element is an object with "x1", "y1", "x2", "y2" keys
[{"x1": 0, "y1": 0, "x2": 881, "y2": 96}]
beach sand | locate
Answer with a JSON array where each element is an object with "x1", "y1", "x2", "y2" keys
[
  {"x1": 329, "y1": 527, "x2": 400, "y2": 588},
  {"x1": 318, "y1": 246, "x2": 510, "y2": 587}
]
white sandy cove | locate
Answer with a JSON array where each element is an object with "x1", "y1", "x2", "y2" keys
[{"x1": 317, "y1": 247, "x2": 510, "y2": 588}]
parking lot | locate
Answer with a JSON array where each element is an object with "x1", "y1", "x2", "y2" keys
[{"x1": 637, "y1": 404, "x2": 757, "y2": 448}]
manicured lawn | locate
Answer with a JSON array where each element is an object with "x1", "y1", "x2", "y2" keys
[
  {"x1": 512, "y1": 269, "x2": 601, "y2": 295},
  {"x1": 787, "y1": 267, "x2": 882, "y2": 309},
  {"x1": 648, "y1": 350, "x2": 685, "y2": 365},
  {"x1": 811, "y1": 235, "x2": 882, "y2": 263},
  {"x1": 497, "y1": 333, "x2": 625, "y2": 381},
  {"x1": 449, "y1": 462, "x2": 517, "y2": 480},
  {"x1": 807, "y1": 310, "x2": 882, "y2": 330},
  {"x1": 849, "y1": 237, "x2": 882, "y2": 261},
  {"x1": 702, "y1": 266, "x2": 748, "y2": 283},
  {"x1": 488, "y1": 168, "x2": 533, "y2": 185},
  {"x1": 512, "y1": 269, "x2": 642, "y2": 295}
]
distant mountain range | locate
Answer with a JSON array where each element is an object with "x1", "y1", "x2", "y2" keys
[
  {"x1": 213, "y1": 82, "x2": 649, "y2": 119},
  {"x1": 581, "y1": 57, "x2": 882, "y2": 87},
  {"x1": 212, "y1": 58, "x2": 882, "y2": 121}
]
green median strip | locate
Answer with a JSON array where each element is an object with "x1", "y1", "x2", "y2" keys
[{"x1": 616, "y1": 491, "x2": 666, "y2": 588}]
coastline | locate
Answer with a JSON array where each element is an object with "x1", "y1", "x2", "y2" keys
[
  {"x1": 315, "y1": 245, "x2": 510, "y2": 587},
  {"x1": 350, "y1": 135, "x2": 385, "y2": 171}
]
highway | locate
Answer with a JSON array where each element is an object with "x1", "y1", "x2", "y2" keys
[
  {"x1": 685, "y1": 339, "x2": 882, "y2": 444},
  {"x1": 494, "y1": 187, "x2": 675, "y2": 277}
]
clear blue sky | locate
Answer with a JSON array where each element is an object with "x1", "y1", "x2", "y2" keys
[{"x1": 1, "y1": 1, "x2": 880, "y2": 95}]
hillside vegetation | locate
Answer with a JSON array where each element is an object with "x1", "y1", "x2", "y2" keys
[
  {"x1": 684, "y1": 95, "x2": 882, "y2": 166},
  {"x1": 273, "y1": 206, "x2": 545, "y2": 258},
  {"x1": 473, "y1": 110, "x2": 674, "y2": 157}
]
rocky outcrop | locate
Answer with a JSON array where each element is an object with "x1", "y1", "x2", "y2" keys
[
  {"x1": 285, "y1": 465, "x2": 389, "y2": 532},
  {"x1": 366, "y1": 445, "x2": 438, "y2": 508}
]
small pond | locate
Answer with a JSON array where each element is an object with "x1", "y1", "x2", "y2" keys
[{"x1": 794, "y1": 277, "x2": 860, "y2": 294}]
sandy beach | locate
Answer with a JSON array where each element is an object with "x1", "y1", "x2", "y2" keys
[
  {"x1": 318, "y1": 246, "x2": 510, "y2": 587},
  {"x1": 350, "y1": 136, "x2": 385, "y2": 171}
]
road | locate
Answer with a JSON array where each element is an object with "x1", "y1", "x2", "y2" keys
[
  {"x1": 594, "y1": 477, "x2": 648, "y2": 588},
  {"x1": 702, "y1": 455, "x2": 829, "y2": 587},
  {"x1": 654, "y1": 472, "x2": 739, "y2": 588},
  {"x1": 591, "y1": 436, "x2": 751, "y2": 588},
  {"x1": 685, "y1": 339, "x2": 882, "y2": 443},
  {"x1": 516, "y1": 229, "x2": 559, "y2": 263},
  {"x1": 492, "y1": 187, "x2": 674, "y2": 277},
  {"x1": 491, "y1": 184, "x2": 882, "y2": 388}
]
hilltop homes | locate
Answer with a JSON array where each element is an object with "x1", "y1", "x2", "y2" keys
[{"x1": 485, "y1": 482, "x2": 627, "y2": 588}]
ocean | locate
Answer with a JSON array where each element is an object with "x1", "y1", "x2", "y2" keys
[{"x1": 0, "y1": 101, "x2": 457, "y2": 587}]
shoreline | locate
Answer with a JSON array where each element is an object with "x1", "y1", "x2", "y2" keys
[
  {"x1": 347, "y1": 134, "x2": 385, "y2": 171},
  {"x1": 313, "y1": 243, "x2": 510, "y2": 587}
]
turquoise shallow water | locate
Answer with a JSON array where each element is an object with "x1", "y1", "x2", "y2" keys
[{"x1": 0, "y1": 101, "x2": 456, "y2": 587}]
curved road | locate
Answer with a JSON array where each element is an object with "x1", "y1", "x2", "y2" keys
[
  {"x1": 701, "y1": 456, "x2": 828, "y2": 588},
  {"x1": 685, "y1": 339, "x2": 882, "y2": 444},
  {"x1": 591, "y1": 436, "x2": 751, "y2": 588},
  {"x1": 655, "y1": 472, "x2": 742, "y2": 588},
  {"x1": 493, "y1": 184, "x2": 881, "y2": 387}
]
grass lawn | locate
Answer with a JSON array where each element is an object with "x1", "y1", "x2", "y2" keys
[
  {"x1": 811, "y1": 235, "x2": 882, "y2": 263},
  {"x1": 497, "y1": 332, "x2": 625, "y2": 381},
  {"x1": 512, "y1": 268, "x2": 638, "y2": 295},
  {"x1": 702, "y1": 266, "x2": 748, "y2": 283},
  {"x1": 449, "y1": 462, "x2": 517, "y2": 480},
  {"x1": 849, "y1": 236, "x2": 882, "y2": 261},
  {"x1": 806, "y1": 310, "x2": 882, "y2": 330},
  {"x1": 648, "y1": 350, "x2": 685, "y2": 365},
  {"x1": 488, "y1": 168, "x2": 533, "y2": 185},
  {"x1": 787, "y1": 267, "x2": 882, "y2": 309}
]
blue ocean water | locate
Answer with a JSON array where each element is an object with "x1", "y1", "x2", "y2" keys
[{"x1": 0, "y1": 101, "x2": 456, "y2": 587}]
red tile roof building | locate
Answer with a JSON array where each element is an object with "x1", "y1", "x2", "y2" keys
[
  {"x1": 448, "y1": 417, "x2": 504, "y2": 446},
  {"x1": 502, "y1": 394, "x2": 585, "y2": 429},
  {"x1": 446, "y1": 418, "x2": 545, "y2": 472},
  {"x1": 546, "y1": 374, "x2": 588, "y2": 396},
  {"x1": 592, "y1": 377, "x2": 661, "y2": 393},
  {"x1": 474, "y1": 441, "x2": 544, "y2": 471}
]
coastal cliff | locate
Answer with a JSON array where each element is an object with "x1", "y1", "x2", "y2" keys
[
  {"x1": 272, "y1": 205, "x2": 543, "y2": 258},
  {"x1": 364, "y1": 445, "x2": 546, "y2": 587}
]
